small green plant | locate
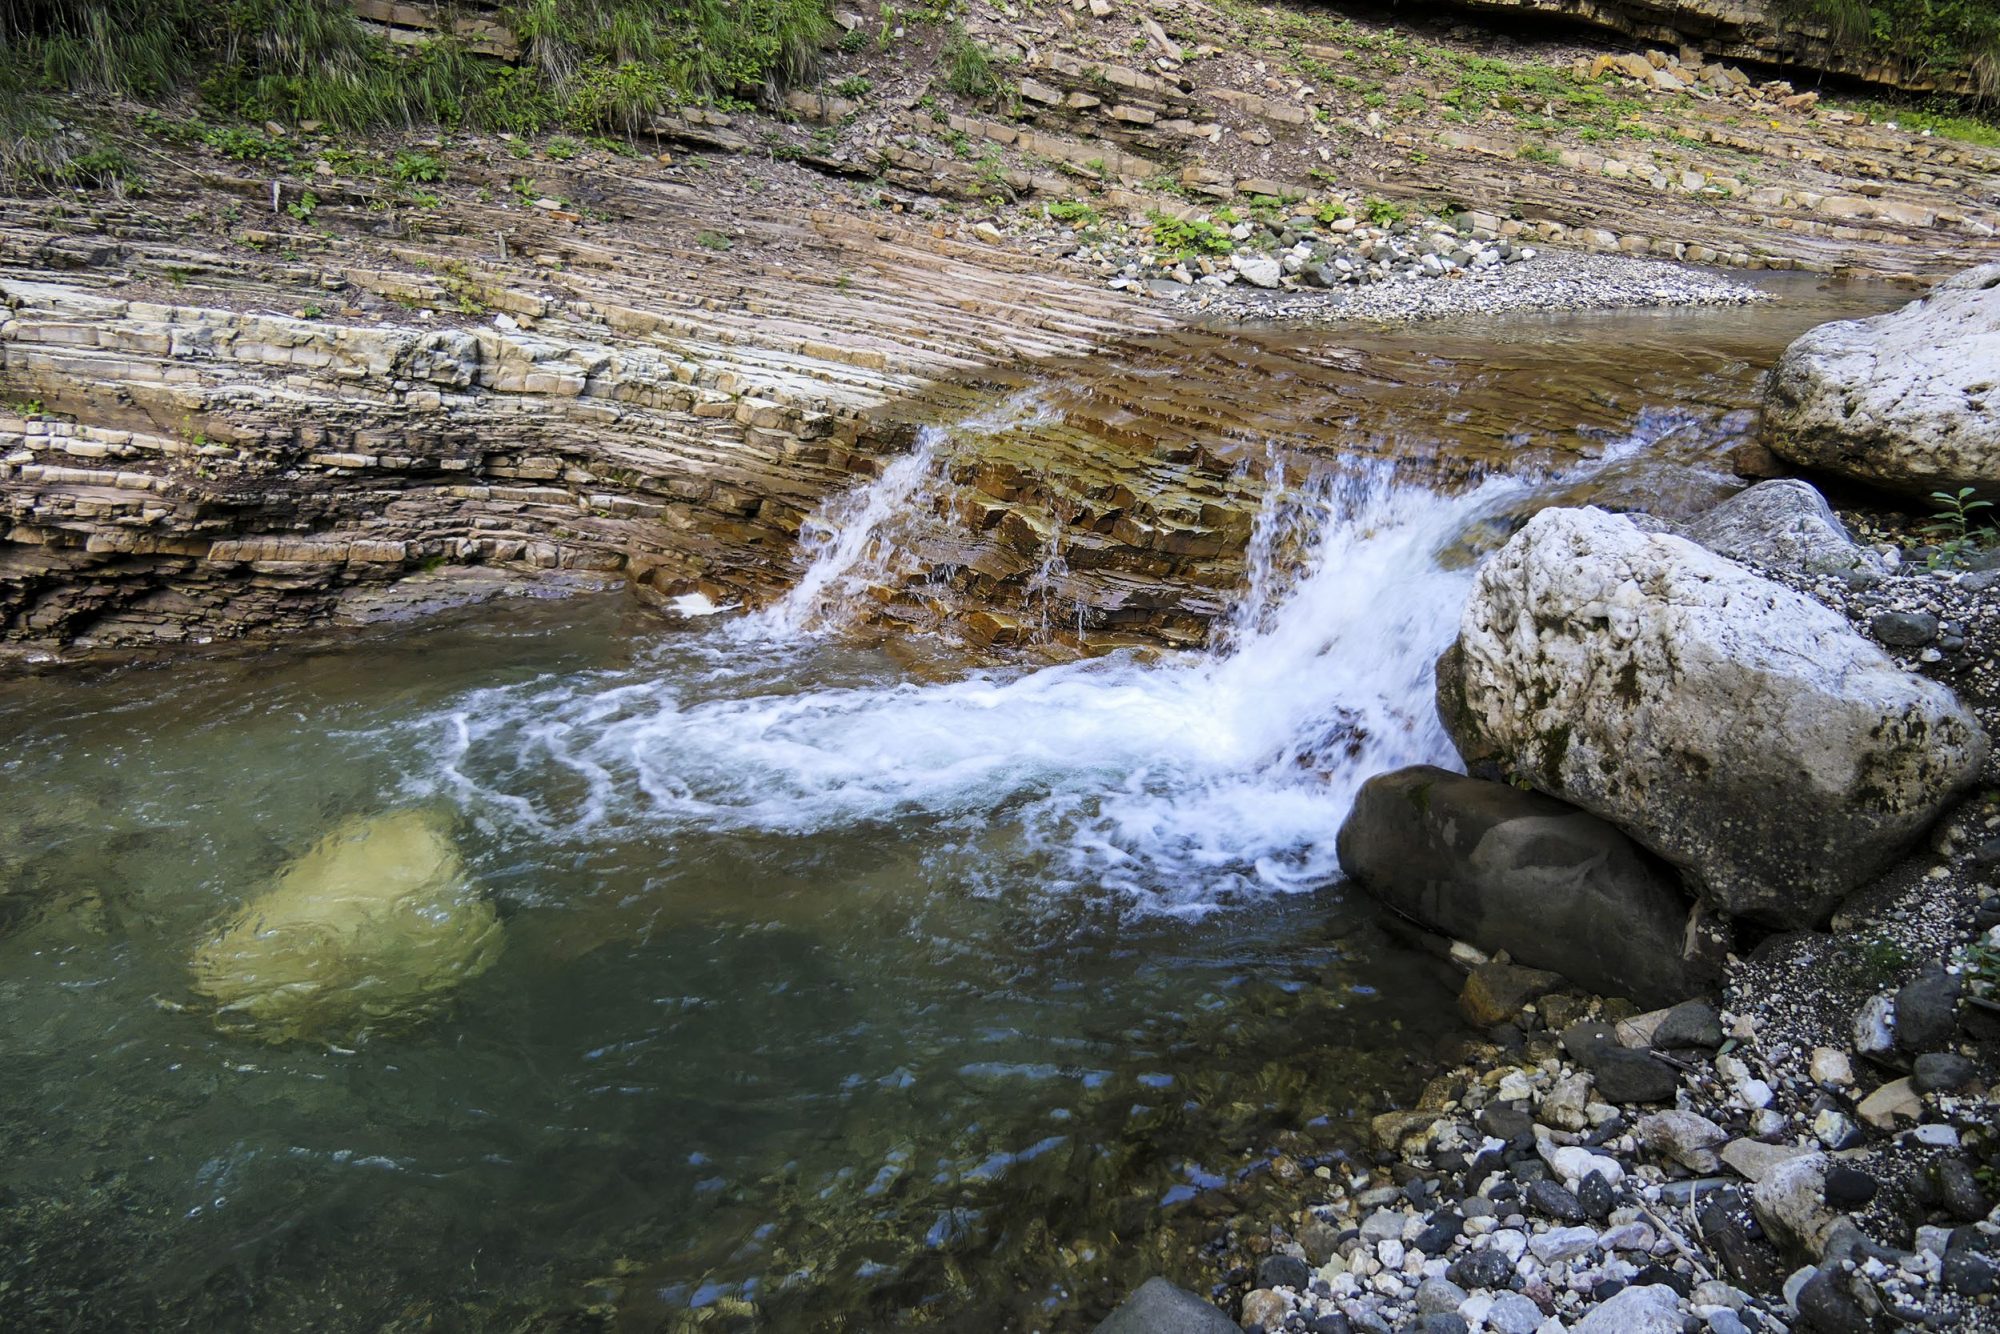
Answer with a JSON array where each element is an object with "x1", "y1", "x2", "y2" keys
[
  {"x1": 1922, "y1": 486, "x2": 1995, "y2": 567},
  {"x1": 545, "y1": 136, "x2": 582, "y2": 161},
  {"x1": 1363, "y1": 195, "x2": 1406, "y2": 226},
  {"x1": 943, "y1": 24, "x2": 1000, "y2": 99},
  {"x1": 390, "y1": 150, "x2": 445, "y2": 184},
  {"x1": 201, "y1": 124, "x2": 293, "y2": 164},
  {"x1": 1517, "y1": 143, "x2": 1562, "y2": 165},
  {"x1": 1964, "y1": 936, "x2": 1999, "y2": 1007},
  {"x1": 285, "y1": 189, "x2": 319, "y2": 221},
  {"x1": 696, "y1": 229, "x2": 733, "y2": 250},
  {"x1": 1045, "y1": 198, "x2": 1100, "y2": 226},
  {"x1": 1145, "y1": 210, "x2": 1234, "y2": 260},
  {"x1": 835, "y1": 75, "x2": 874, "y2": 98},
  {"x1": 839, "y1": 25, "x2": 870, "y2": 52},
  {"x1": 1848, "y1": 933, "x2": 1912, "y2": 984},
  {"x1": 1311, "y1": 200, "x2": 1350, "y2": 225}
]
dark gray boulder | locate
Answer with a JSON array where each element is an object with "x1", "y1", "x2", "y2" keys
[
  {"x1": 1336, "y1": 766, "x2": 1715, "y2": 1007},
  {"x1": 1094, "y1": 1277, "x2": 1238, "y2": 1334},
  {"x1": 1895, "y1": 967, "x2": 1962, "y2": 1054}
]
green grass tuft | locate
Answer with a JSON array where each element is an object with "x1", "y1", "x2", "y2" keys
[{"x1": 0, "y1": 0, "x2": 834, "y2": 177}]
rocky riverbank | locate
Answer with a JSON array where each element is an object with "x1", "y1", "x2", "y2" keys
[
  {"x1": 1095, "y1": 269, "x2": 2000, "y2": 1333},
  {"x1": 5, "y1": 0, "x2": 1998, "y2": 661}
]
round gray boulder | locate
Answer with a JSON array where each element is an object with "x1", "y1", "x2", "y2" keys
[
  {"x1": 1682, "y1": 479, "x2": 1884, "y2": 580},
  {"x1": 1336, "y1": 765, "x2": 1717, "y2": 1007},
  {"x1": 1763, "y1": 263, "x2": 2000, "y2": 496},
  {"x1": 1440, "y1": 506, "x2": 1987, "y2": 929},
  {"x1": 1092, "y1": 1277, "x2": 1237, "y2": 1334}
]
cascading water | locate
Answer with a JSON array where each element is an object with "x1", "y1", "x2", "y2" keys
[
  {"x1": 759, "y1": 390, "x2": 1058, "y2": 636},
  {"x1": 417, "y1": 431, "x2": 1536, "y2": 916}
]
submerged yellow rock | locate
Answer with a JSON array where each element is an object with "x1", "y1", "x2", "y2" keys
[{"x1": 190, "y1": 809, "x2": 503, "y2": 1043}]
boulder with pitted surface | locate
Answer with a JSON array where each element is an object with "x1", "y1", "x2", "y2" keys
[
  {"x1": 1763, "y1": 263, "x2": 2000, "y2": 497},
  {"x1": 1439, "y1": 506, "x2": 1986, "y2": 928}
]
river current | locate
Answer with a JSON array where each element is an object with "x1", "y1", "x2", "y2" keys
[{"x1": 0, "y1": 291, "x2": 1893, "y2": 1330}]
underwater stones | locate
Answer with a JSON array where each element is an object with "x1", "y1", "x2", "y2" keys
[
  {"x1": 1441, "y1": 507, "x2": 1988, "y2": 929},
  {"x1": 1764, "y1": 263, "x2": 2000, "y2": 496},
  {"x1": 188, "y1": 809, "x2": 503, "y2": 1044},
  {"x1": 1094, "y1": 1277, "x2": 1239, "y2": 1333},
  {"x1": 1336, "y1": 766, "x2": 1711, "y2": 1007}
]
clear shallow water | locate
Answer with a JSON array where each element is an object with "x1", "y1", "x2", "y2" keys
[
  {"x1": 0, "y1": 597, "x2": 1464, "y2": 1332},
  {"x1": 0, "y1": 290, "x2": 1897, "y2": 1331}
]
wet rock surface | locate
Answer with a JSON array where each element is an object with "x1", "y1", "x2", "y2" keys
[
  {"x1": 1337, "y1": 766, "x2": 1711, "y2": 1005},
  {"x1": 188, "y1": 808, "x2": 503, "y2": 1043}
]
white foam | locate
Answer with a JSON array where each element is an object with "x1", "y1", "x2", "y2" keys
[
  {"x1": 400, "y1": 386, "x2": 1725, "y2": 917},
  {"x1": 407, "y1": 457, "x2": 1527, "y2": 916}
]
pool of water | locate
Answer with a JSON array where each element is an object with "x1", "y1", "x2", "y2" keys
[{"x1": 0, "y1": 284, "x2": 1901, "y2": 1331}]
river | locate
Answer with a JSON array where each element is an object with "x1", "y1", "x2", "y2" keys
[{"x1": 0, "y1": 287, "x2": 1894, "y2": 1331}]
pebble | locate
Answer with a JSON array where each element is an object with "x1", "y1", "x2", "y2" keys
[
  {"x1": 1486, "y1": 1292, "x2": 1543, "y2": 1334},
  {"x1": 1449, "y1": 1248, "x2": 1516, "y2": 1289},
  {"x1": 1527, "y1": 1179, "x2": 1586, "y2": 1224},
  {"x1": 1529, "y1": 1226, "x2": 1599, "y2": 1263},
  {"x1": 1415, "y1": 1277, "x2": 1468, "y2": 1314},
  {"x1": 1807, "y1": 1047, "x2": 1853, "y2": 1087}
]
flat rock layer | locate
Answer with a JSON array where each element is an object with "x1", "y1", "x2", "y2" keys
[{"x1": 2, "y1": 178, "x2": 1286, "y2": 658}]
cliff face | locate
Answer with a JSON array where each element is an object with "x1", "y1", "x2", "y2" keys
[{"x1": 1436, "y1": 0, "x2": 1986, "y2": 97}]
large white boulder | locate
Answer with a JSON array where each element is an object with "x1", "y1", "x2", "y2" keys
[
  {"x1": 1764, "y1": 263, "x2": 2000, "y2": 495},
  {"x1": 190, "y1": 809, "x2": 503, "y2": 1044},
  {"x1": 1440, "y1": 507, "x2": 1986, "y2": 928}
]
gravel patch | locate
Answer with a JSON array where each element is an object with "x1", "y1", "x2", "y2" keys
[{"x1": 1163, "y1": 251, "x2": 1768, "y2": 325}]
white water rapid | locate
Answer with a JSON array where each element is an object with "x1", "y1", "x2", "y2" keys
[{"x1": 406, "y1": 397, "x2": 1662, "y2": 917}]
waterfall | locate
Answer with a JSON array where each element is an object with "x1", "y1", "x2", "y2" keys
[
  {"x1": 411, "y1": 374, "x2": 1740, "y2": 914},
  {"x1": 421, "y1": 439, "x2": 1533, "y2": 915},
  {"x1": 758, "y1": 424, "x2": 949, "y2": 636},
  {"x1": 760, "y1": 391, "x2": 1056, "y2": 635}
]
